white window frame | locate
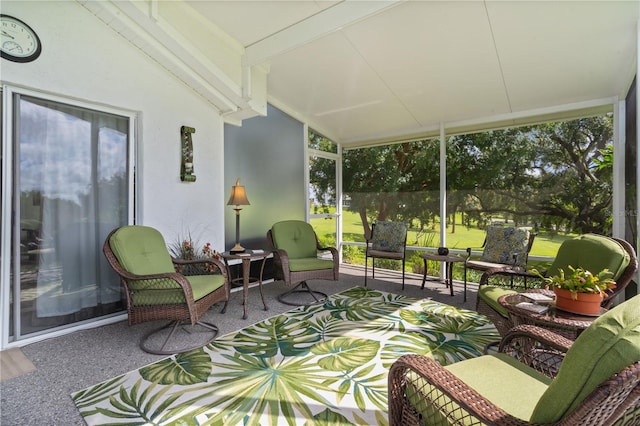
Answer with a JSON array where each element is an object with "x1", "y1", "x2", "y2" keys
[
  {"x1": 0, "y1": 85, "x2": 137, "y2": 349},
  {"x1": 305, "y1": 125, "x2": 343, "y2": 261}
]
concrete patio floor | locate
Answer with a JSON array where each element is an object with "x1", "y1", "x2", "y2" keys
[{"x1": 0, "y1": 263, "x2": 479, "y2": 425}]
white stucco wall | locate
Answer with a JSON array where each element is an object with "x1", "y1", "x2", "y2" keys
[{"x1": 1, "y1": 0, "x2": 226, "y2": 248}]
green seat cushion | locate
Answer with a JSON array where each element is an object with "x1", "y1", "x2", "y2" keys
[
  {"x1": 288, "y1": 258, "x2": 334, "y2": 272},
  {"x1": 547, "y1": 234, "x2": 630, "y2": 281},
  {"x1": 478, "y1": 286, "x2": 517, "y2": 317},
  {"x1": 109, "y1": 226, "x2": 175, "y2": 275},
  {"x1": 531, "y1": 294, "x2": 640, "y2": 423},
  {"x1": 131, "y1": 274, "x2": 225, "y2": 306},
  {"x1": 407, "y1": 353, "x2": 551, "y2": 424},
  {"x1": 271, "y1": 220, "x2": 317, "y2": 259}
]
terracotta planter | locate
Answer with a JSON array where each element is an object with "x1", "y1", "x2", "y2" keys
[{"x1": 553, "y1": 287, "x2": 603, "y2": 316}]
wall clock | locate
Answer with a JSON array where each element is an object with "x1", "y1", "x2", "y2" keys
[{"x1": 1, "y1": 15, "x2": 42, "y2": 63}]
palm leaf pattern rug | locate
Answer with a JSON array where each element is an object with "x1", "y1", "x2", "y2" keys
[{"x1": 72, "y1": 287, "x2": 498, "y2": 425}]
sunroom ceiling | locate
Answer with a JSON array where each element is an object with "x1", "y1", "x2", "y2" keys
[
  {"x1": 87, "y1": 0, "x2": 638, "y2": 148},
  {"x1": 184, "y1": 0, "x2": 638, "y2": 148}
]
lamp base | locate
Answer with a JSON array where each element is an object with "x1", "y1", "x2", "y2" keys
[{"x1": 230, "y1": 243, "x2": 246, "y2": 254}]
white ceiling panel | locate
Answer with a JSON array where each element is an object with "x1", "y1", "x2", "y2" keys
[
  {"x1": 487, "y1": 1, "x2": 639, "y2": 112},
  {"x1": 185, "y1": 1, "x2": 338, "y2": 46},
  {"x1": 161, "y1": 1, "x2": 639, "y2": 146},
  {"x1": 267, "y1": 31, "x2": 407, "y2": 115},
  {"x1": 342, "y1": 1, "x2": 511, "y2": 126}
]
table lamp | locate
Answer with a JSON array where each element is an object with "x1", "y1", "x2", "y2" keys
[{"x1": 227, "y1": 178, "x2": 250, "y2": 253}]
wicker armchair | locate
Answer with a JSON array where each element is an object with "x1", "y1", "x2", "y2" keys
[
  {"x1": 267, "y1": 220, "x2": 339, "y2": 306},
  {"x1": 389, "y1": 294, "x2": 640, "y2": 425},
  {"x1": 476, "y1": 234, "x2": 638, "y2": 337},
  {"x1": 103, "y1": 225, "x2": 229, "y2": 355}
]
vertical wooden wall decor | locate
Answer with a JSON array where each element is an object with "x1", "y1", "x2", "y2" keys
[{"x1": 180, "y1": 125, "x2": 196, "y2": 182}]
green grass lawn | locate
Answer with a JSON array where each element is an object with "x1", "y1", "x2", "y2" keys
[{"x1": 311, "y1": 209, "x2": 576, "y2": 280}]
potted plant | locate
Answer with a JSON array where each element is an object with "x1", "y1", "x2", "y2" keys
[{"x1": 533, "y1": 265, "x2": 616, "y2": 316}]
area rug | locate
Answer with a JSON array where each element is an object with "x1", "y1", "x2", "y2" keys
[{"x1": 72, "y1": 286, "x2": 499, "y2": 425}]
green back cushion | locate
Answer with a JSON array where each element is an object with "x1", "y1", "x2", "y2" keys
[
  {"x1": 481, "y1": 225, "x2": 531, "y2": 268},
  {"x1": 547, "y1": 234, "x2": 630, "y2": 281},
  {"x1": 271, "y1": 220, "x2": 317, "y2": 259},
  {"x1": 109, "y1": 226, "x2": 175, "y2": 275},
  {"x1": 371, "y1": 221, "x2": 407, "y2": 253},
  {"x1": 531, "y1": 294, "x2": 640, "y2": 423}
]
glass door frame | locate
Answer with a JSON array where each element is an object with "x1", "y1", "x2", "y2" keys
[{"x1": 0, "y1": 85, "x2": 137, "y2": 350}]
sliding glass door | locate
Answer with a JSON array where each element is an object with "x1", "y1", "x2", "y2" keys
[{"x1": 3, "y1": 88, "x2": 134, "y2": 342}]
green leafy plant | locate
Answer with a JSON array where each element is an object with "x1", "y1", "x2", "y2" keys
[{"x1": 532, "y1": 265, "x2": 616, "y2": 299}]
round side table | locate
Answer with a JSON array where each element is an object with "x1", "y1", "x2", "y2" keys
[
  {"x1": 498, "y1": 290, "x2": 604, "y2": 339},
  {"x1": 419, "y1": 253, "x2": 466, "y2": 299},
  {"x1": 220, "y1": 250, "x2": 270, "y2": 319}
]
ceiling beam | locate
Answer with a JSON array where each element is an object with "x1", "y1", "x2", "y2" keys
[
  {"x1": 244, "y1": 0, "x2": 405, "y2": 66},
  {"x1": 78, "y1": 0, "x2": 268, "y2": 121}
]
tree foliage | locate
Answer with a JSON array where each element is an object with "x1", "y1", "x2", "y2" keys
[{"x1": 310, "y1": 115, "x2": 614, "y2": 236}]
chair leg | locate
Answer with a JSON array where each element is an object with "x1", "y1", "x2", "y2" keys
[
  {"x1": 278, "y1": 281, "x2": 328, "y2": 306},
  {"x1": 401, "y1": 258, "x2": 405, "y2": 290},
  {"x1": 463, "y1": 265, "x2": 468, "y2": 303},
  {"x1": 140, "y1": 320, "x2": 220, "y2": 355},
  {"x1": 372, "y1": 258, "x2": 376, "y2": 279},
  {"x1": 364, "y1": 255, "x2": 369, "y2": 287}
]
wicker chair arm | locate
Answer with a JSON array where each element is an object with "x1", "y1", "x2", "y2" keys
[
  {"x1": 389, "y1": 354, "x2": 531, "y2": 426},
  {"x1": 113, "y1": 268, "x2": 184, "y2": 283},
  {"x1": 271, "y1": 247, "x2": 289, "y2": 261},
  {"x1": 114, "y1": 269, "x2": 196, "y2": 302},
  {"x1": 499, "y1": 324, "x2": 571, "y2": 378},
  {"x1": 318, "y1": 245, "x2": 339, "y2": 260},
  {"x1": 172, "y1": 257, "x2": 228, "y2": 279},
  {"x1": 479, "y1": 267, "x2": 541, "y2": 287},
  {"x1": 500, "y1": 324, "x2": 573, "y2": 353}
]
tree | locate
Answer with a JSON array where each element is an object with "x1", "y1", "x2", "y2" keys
[
  {"x1": 528, "y1": 116, "x2": 613, "y2": 233},
  {"x1": 312, "y1": 114, "x2": 614, "y2": 240}
]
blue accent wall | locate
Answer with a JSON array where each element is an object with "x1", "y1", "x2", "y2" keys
[{"x1": 224, "y1": 104, "x2": 306, "y2": 251}]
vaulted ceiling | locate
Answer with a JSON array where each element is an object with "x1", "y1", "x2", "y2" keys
[{"x1": 84, "y1": 0, "x2": 639, "y2": 148}]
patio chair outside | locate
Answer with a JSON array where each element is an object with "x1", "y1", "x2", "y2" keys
[
  {"x1": 388, "y1": 294, "x2": 640, "y2": 425},
  {"x1": 267, "y1": 220, "x2": 339, "y2": 306},
  {"x1": 476, "y1": 233, "x2": 637, "y2": 337},
  {"x1": 365, "y1": 221, "x2": 408, "y2": 289},
  {"x1": 464, "y1": 224, "x2": 536, "y2": 290},
  {"x1": 103, "y1": 225, "x2": 230, "y2": 355}
]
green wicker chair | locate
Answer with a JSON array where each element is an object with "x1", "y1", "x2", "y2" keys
[
  {"x1": 476, "y1": 234, "x2": 637, "y2": 338},
  {"x1": 389, "y1": 294, "x2": 640, "y2": 425},
  {"x1": 103, "y1": 225, "x2": 229, "y2": 355},
  {"x1": 267, "y1": 220, "x2": 339, "y2": 306}
]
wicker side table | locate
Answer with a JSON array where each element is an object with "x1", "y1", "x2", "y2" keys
[{"x1": 498, "y1": 290, "x2": 604, "y2": 339}]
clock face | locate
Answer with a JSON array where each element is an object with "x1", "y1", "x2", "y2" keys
[{"x1": 1, "y1": 15, "x2": 41, "y2": 63}]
